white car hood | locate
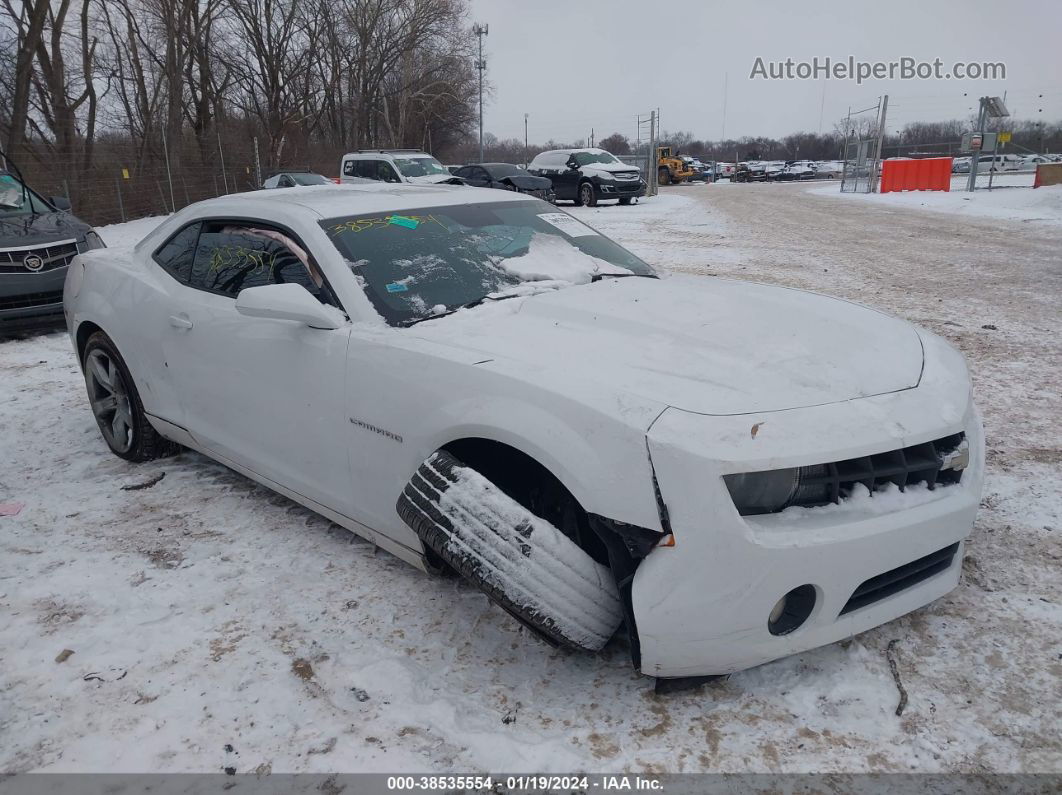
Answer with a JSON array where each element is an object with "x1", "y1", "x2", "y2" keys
[{"x1": 415, "y1": 275, "x2": 924, "y2": 417}]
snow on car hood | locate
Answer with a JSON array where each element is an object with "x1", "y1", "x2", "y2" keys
[
  {"x1": 414, "y1": 275, "x2": 924, "y2": 416},
  {"x1": 585, "y1": 161, "x2": 640, "y2": 175},
  {"x1": 405, "y1": 174, "x2": 462, "y2": 185}
]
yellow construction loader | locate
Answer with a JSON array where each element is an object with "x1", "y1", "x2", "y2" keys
[{"x1": 656, "y1": 146, "x2": 696, "y2": 185}]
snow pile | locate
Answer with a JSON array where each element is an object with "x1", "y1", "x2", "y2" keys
[{"x1": 422, "y1": 455, "x2": 622, "y2": 651}]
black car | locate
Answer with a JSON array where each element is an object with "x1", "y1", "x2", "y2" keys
[
  {"x1": 526, "y1": 148, "x2": 645, "y2": 207},
  {"x1": 452, "y1": 162, "x2": 555, "y2": 203},
  {"x1": 0, "y1": 160, "x2": 104, "y2": 334}
]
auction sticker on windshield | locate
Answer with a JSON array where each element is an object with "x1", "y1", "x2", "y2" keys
[{"x1": 537, "y1": 212, "x2": 599, "y2": 237}]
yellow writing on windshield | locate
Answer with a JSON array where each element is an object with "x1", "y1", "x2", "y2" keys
[{"x1": 328, "y1": 214, "x2": 445, "y2": 236}]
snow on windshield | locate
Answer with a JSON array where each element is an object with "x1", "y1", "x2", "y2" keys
[
  {"x1": 322, "y1": 201, "x2": 655, "y2": 326},
  {"x1": 500, "y1": 231, "x2": 632, "y2": 285}
]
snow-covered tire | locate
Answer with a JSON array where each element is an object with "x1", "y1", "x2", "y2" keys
[{"x1": 397, "y1": 451, "x2": 623, "y2": 652}]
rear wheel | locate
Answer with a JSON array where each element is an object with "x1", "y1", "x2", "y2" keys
[
  {"x1": 658, "y1": 167, "x2": 671, "y2": 186},
  {"x1": 397, "y1": 451, "x2": 623, "y2": 652},
  {"x1": 83, "y1": 332, "x2": 178, "y2": 462}
]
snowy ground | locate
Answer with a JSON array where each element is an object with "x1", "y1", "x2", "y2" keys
[
  {"x1": 810, "y1": 173, "x2": 1062, "y2": 227},
  {"x1": 1, "y1": 185, "x2": 1060, "y2": 774}
]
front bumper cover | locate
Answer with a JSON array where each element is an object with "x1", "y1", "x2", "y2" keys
[{"x1": 632, "y1": 338, "x2": 983, "y2": 677}]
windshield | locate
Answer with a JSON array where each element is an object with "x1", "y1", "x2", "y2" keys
[
  {"x1": 572, "y1": 151, "x2": 620, "y2": 166},
  {"x1": 291, "y1": 172, "x2": 331, "y2": 186},
  {"x1": 393, "y1": 156, "x2": 448, "y2": 178},
  {"x1": 0, "y1": 173, "x2": 51, "y2": 216},
  {"x1": 321, "y1": 199, "x2": 656, "y2": 326}
]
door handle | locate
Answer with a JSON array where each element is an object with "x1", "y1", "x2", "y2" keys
[{"x1": 169, "y1": 314, "x2": 193, "y2": 330}]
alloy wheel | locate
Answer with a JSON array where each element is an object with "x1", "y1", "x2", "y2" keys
[{"x1": 86, "y1": 348, "x2": 134, "y2": 454}]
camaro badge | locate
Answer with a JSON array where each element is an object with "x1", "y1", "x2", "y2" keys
[
  {"x1": 349, "y1": 416, "x2": 403, "y2": 443},
  {"x1": 23, "y1": 254, "x2": 45, "y2": 272}
]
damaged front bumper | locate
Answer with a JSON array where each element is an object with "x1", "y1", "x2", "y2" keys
[{"x1": 632, "y1": 360, "x2": 984, "y2": 678}]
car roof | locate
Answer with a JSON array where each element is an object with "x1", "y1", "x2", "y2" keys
[
  {"x1": 169, "y1": 182, "x2": 528, "y2": 222},
  {"x1": 134, "y1": 183, "x2": 532, "y2": 254}
]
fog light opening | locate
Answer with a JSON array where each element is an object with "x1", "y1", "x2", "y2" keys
[{"x1": 767, "y1": 584, "x2": 817, "y2": 636}]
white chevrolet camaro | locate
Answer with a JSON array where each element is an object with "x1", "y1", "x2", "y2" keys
[{"x1": 63, "y1": 184, "x2": 983, "y2": 683}]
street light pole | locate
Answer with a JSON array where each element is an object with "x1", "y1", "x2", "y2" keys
[
  {"x1": 473, "y1": 23, "x2": 489, "y2": 162},
  {"x1": 524, "y1": 113, "x2": 529, "y2": 168}
]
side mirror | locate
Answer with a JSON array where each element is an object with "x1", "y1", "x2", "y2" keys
[
  {"x1": 50, "y1": 196, "x2": 72, "y2": 211},
  {"x1": 235, "y1": 283, "x2": 343, "y2": 329}
]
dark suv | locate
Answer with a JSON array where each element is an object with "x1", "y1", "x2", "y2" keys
[
  {"x1": 0, "y1": 166, "x2": 104, "y2": 333},
  {"x1": 527, "y1": 148, "x2": 645, "y2": 206}
]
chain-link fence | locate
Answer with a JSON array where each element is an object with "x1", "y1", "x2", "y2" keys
[
  {"x1": 5, "y1": 138, "x2": 353, "y2": 228},
  {"x1": 840, "y1": 139, "x2": 877, "y2": 193}
]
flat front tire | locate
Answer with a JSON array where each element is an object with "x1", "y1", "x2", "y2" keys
[
  {"x1": 83, "y1": 331, "x2": 178, "y2": 462},
  {"x1": 397, "y1": 451, "x2": 623, "y2": 652}
]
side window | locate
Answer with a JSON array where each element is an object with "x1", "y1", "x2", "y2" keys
[
  {"x1": 354, "y1": 159, "x2": 377, "y2": 179},
  {"x1": 376, "y1": 162, "x2": 401, "y2": 183},
  {"x1": 474, "y1": 167, "x2": 490, "y2": 181},
  {"x1": 152, "y1": 222, "x2": 201, "y2": 283},
  {"x1": 188, "y1": 222, "x2": 333, "y2": 305},
  {"x1": 454, "y1": 166, "x2": 472, "y2": 178}
]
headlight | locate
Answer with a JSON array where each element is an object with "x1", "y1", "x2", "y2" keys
[
  {"x1": 724, "y1": 465, "x2": 835, "y2": 515},
  {"x1": 82, "y1": 230, "x2": 106, "y2": 250},
  {"x1": 723, "y1": 469, "x2": 799, "y2": 515}
]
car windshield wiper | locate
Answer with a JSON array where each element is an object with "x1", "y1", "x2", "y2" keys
[
  {"x1": 590, "y1": 272, "x2": 657, "y2": 282},
  {"x1": 399, "y1": 292, "x2": 526, "y2": 328}
]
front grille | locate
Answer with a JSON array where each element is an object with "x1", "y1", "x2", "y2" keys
[
  {"x1": 614, "y1": 171, "x2": 639, "y2": 181},
  {"x1": 840, "y1": 542, "x2": 959, "y2": 615},
  {"x1": 789, "y1": 432, "x2": 967, "y2": 509},
  {"x1": 0, "y1": 289, "x2": 64, "y2": 311},
  {"x1": 617, "y1": 182, "x2": 643, "y2": 194},
  {"x1": 0, "y1": 240, "x2": 79, "y2": 274}
]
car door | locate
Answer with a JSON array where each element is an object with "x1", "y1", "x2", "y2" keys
[
  {"x1": 375, "y1": 161, "x2": 402, "y2": 183},
  {"x1": 160, "y1": 218, "x2": 354, "y2": 512},
  {"x1": 552, "y1": 155, "x2": 581, "y2": 200}
]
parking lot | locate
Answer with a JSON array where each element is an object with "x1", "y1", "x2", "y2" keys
[{"x1": 1, "y1": 183, "x2": 1059, "y2": 774}]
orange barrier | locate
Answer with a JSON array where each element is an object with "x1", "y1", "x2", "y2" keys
[
  {"x1": 1034, "y1": 162, "x2": 1062, "y2": 188},
  {"x1": 879, "y1": 157, "x2": 953, "y2": 193}
]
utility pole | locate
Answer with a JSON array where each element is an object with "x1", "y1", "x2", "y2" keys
[
  {"x1": 524, "y1": 113, "x2": 529, "y2": 167},
  {"x1": 871, "y1": 94, "x2": 888, "y2": 193},
  {"x1": 473, "y1": 23, "x2": 489, "y2": 162},
  {"x1": 967, "y1": 98, "x2": 988, "y2": 192},
  {"x1": 590, "y1": 128, "x2": 594, "y2": 148},
  {"x1": 648, "y1": 110, "x2": 657, "y2": 197}
]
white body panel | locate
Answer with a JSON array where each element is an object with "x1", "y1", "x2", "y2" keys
[{"x1": 65, "y1": 183, "x2": 983, "y2": 677}]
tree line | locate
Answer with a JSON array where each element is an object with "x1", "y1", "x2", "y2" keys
[{"x1": 0, "y1": 0, "x2": 479, "y2": 214}]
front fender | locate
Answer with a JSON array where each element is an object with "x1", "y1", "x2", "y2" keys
[{"x1": 343, "y1": 336, "x2": 666, "y2": 551}]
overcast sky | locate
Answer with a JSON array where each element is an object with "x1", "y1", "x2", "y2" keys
[{"x1": 466, "y1": 0, "x2": 1062, "y2": 144}]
